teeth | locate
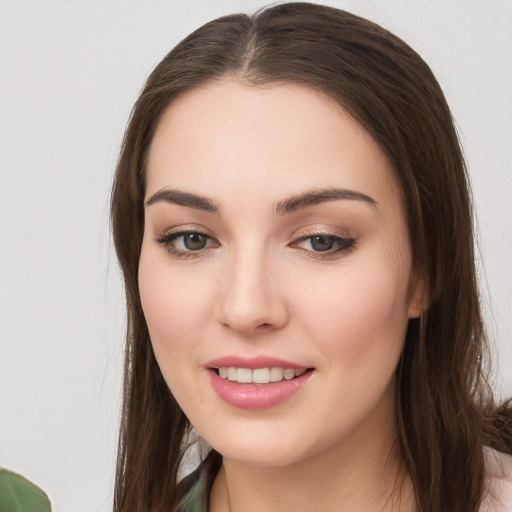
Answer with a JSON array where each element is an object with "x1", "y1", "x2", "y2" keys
[
  {"x1": 253, "y1": 368, "x2": 271, "y2": 384},
  {"x1": 236, "y1": 368, "x2": 252, "y2": 383},
  {"x1": 218, "y1": 367, "x2": 308, "y2": 384},
  {"x1": 270, "y1": 367, "x2": 284, "y2": 382},
  {"x1": 283, "y1": 369, "x2": 295, "y2": 380}
]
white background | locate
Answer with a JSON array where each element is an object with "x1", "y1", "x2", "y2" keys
[{"x1": 0, "y1": 1, "x2": 510, "y2": 510}]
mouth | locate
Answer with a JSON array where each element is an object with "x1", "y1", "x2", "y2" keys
[
  {"x1": 204, "y1": 356, "x2": 316, "y2": 409},
  {"x1": 211, "y1": 366, "x2": 315, "y2": 384}
]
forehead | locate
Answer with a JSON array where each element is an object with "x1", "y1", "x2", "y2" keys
[{"x1": 146, "y1": 79, "x2": 401, "y2": 212}]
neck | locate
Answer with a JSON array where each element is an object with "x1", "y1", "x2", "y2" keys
[{"x1": 209, "y1": 391, "x2": 414, "y2": 512}]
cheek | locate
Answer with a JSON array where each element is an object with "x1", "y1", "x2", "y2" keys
[
  {"x1": 296, "y1": 260, "x2": 410, "y2": 372},
  {"x1": 138, "y1": 251, "x2": 213, "y2": 414},
  {"x1": 138, "y1": 248, "x2": 209, "y2": 403},
  {"x1": 139, "y1": 250, "x2": 208, "y2": 346},
  {"x1": 288, "y1": 262, "x2": 410, "y2": 444}
]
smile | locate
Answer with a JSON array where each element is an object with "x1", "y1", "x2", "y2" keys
[
  {"x1": 205, "y1": 356, "x2": 315, "y2": 409},
  {"x1": 217, "y1": 367, "x2": 308, "y2": 384}
]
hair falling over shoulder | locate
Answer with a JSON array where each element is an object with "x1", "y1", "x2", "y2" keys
[{"x1": 110, "y1": 3, "x2": 512, "y2": 511}]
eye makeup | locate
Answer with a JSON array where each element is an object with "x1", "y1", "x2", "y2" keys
[
  {"x1": 154, "y1": 228, "x2": 219, "y2": 259},
  {"x1": 154, "y1": 225, "x2": 357, "y2": 261}
]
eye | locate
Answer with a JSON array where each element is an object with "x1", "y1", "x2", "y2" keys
[
  {"x1": 292, "y1": 233, "x2": 356, "y2": 257},
  {"x1": 155, "y1": 229, "x2": 219, "y2": 258}
]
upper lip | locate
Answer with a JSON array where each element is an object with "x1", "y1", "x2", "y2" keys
[{"x1": 204, "y1": 355, "x2": 309, "y2": 370}]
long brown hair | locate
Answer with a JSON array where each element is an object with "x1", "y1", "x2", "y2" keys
[{"x1": 110, "y1": 3, "x2": 512, "y2": 511}]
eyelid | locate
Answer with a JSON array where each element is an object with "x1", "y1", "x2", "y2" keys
[
  {"x1": 154, "y1": 223, "x2": 218, "y2": 239},
  {"x1": 291, "y1": 225, "x2": 352, "y2": 240}
]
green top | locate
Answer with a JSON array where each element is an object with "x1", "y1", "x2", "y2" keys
[
  {"x1": 177, "y1": 451, "x2": 222, "y2": 512},
  {"x1": 177, "y1": 468, "x2": 207, "y2": 512}
]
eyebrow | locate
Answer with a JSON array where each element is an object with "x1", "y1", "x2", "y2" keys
[
  {"x1": 144, "y1": 186, "x2": 377, "y2": 215},
  {"x1": 275, "y1": 187, "x2": 377, "y2": 215},
  {"x1": 145, "y1": 188, "x2": 220, "y2": 213}
]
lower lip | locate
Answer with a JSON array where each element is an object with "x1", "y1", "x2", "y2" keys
[{"x1": 207, "y1": 370, "x2": 314, "y2": 410}]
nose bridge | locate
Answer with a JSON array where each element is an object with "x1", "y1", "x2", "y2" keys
[{"x1": 216, "y1": 237, "x2": 287, "y2": 333}]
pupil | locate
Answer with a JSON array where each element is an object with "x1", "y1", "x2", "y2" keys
[
  {"x1": 311, "y1": 235, "x2": 334, "y2": 251},
  {"x1": 184, "y1": 233, "x2": 207, "y2": 250}
]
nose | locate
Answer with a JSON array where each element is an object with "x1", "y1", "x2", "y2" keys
[{"x1": 214, "y1": 245, "x2": 289, "y2": 335}]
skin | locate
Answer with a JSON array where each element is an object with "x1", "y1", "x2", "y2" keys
[{"x1": 139, "y1": 80, "x2": 422, "y2": 511}]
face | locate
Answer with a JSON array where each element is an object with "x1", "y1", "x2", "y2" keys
[{"x1": 139, "y1": 80, "x2": 422, "y2": 467}]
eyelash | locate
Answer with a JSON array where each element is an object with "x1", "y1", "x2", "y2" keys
[
  {"x1": 292, "y1": 233, "x2": 356, "y2": 258},
  {"x1": 154, "y1": 229, "x2": 219, "y2": 259},
  {"x1": 154, "y1": 229, "x2": 356, "y2": 260}
]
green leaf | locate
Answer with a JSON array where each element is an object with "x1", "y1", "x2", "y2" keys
[{"x1": 0, "y1": 469, "x2": 51, "y2": 512}]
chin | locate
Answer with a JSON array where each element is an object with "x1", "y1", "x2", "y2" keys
[
  {"x1": 199, "y1": 423, "x2": 324, "y2": 468},
  {"x1": 215, "y1": 443, "x2": 307, "y2": 468}
]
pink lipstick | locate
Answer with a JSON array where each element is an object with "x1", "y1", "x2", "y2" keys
[{"x1": 204, "y1": 356, "x2": 314, "y2": 410}]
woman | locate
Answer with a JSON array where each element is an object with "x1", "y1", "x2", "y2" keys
[{"x1": 110, "y1": 3, "x2": 512, "y2": 511}]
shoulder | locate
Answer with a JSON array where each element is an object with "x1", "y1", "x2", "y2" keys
[{"x1": 481, "y1": 447, "x2": 512, "y2": 511}]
